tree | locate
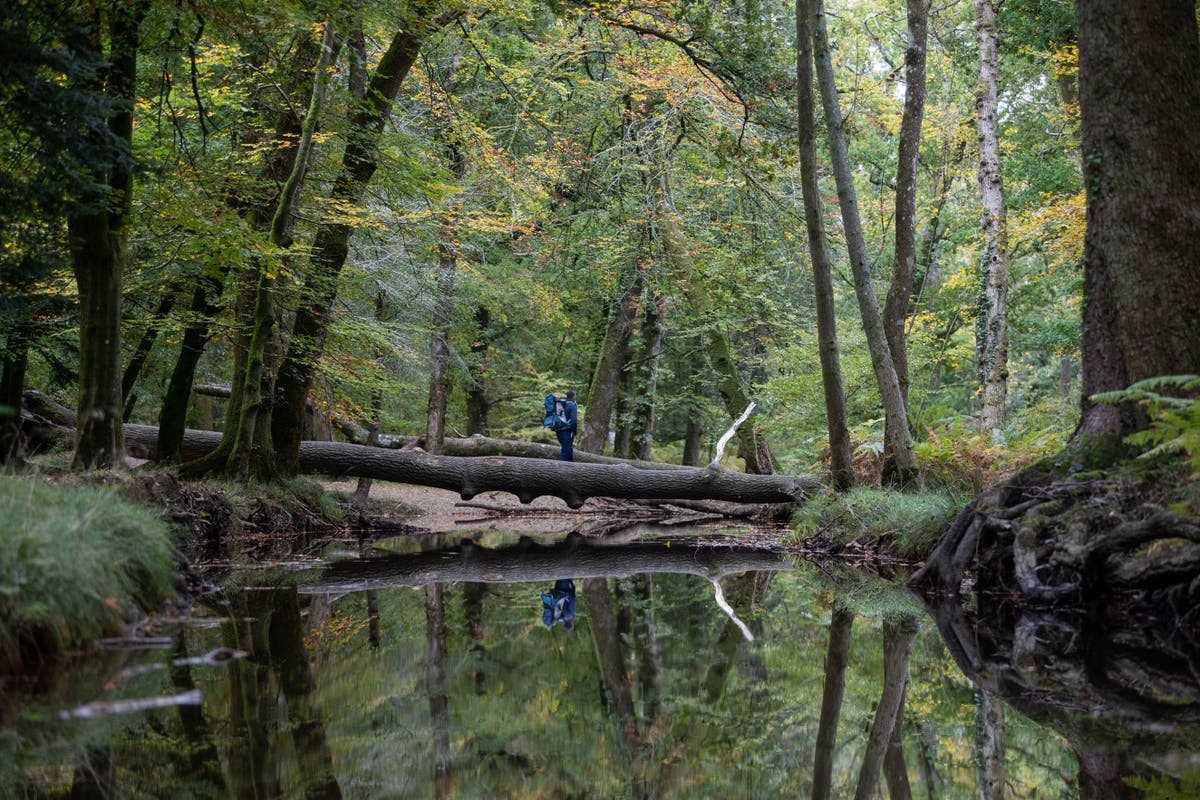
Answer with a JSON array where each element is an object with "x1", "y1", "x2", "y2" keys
[
  {"x1": 795, "y1": 0, "x2": 852, "y2": 492},
  {"x1": 811, "y1": 0, "x2": 919, "y2": 487},
  {"x1": 1075, "y1": 0, "x2": 1200, "y2": 445},
  {"x1": 271, "y1": 4, "x2": 461, "y2": 476},
  {"x1": 66, "y1": 0, "x2": 150, "y2": 468},
  {"x1": 973, "y1": 0, "x2": 1011, "y2": 434}
]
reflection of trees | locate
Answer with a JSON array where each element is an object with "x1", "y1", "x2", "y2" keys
[
  {"x1": 812, "y1": 606, "x2": 853, "y2": 800},
  {"x1": 919, "y1": 584, "x2": 1200, "y2": 797},
  {"x1": 170, "y1": 632, "x2": 224, "y2": 792},
  {"x1": 811, "y1": 606, "x2": 921, "y2": 800},
  {"x1": 426, "y1": 584, "x2": 452, "y2": 800},
  {"x1": 222, "y1": 587, "x2": 343, "y2": 800}
]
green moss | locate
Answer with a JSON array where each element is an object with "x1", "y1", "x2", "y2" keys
[
  {"x1": 792, "y1": 487, "x2": 962, "y2": 559},
  {"x1": 0, "y1": 477, "x2": 177, "y2": 671}
]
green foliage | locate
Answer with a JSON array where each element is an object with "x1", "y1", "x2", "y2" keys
[
  {"x1": 1092, "y1": 375, "x2": 1200, "y2": 474},
  {"x1": 1126, "y1": 769, "x2": 1200, "y2": 800},
  {"x1": 915, "y1": 414, "x2": 1068, "y2": 494},
  {"x1": 791, "y1": 486, "x2": 960, "y2": 558},
  {"x1": 0, "y1": 477, "x2": 177, "y2": 670}
]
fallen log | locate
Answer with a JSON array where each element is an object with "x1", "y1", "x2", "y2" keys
[
  {"x1": 193, "y1": 383, "x2": 689, "y2": 468},
  {"x1": 121, "y1": 424, "x2": 819, "y2": 508}
]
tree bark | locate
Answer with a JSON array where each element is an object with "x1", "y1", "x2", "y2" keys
[
  {"x1": 795, "y1": 0, "x2": 853, "y2": 492},
  {"x1": 1075, "y1": 0, "x2": 1200, "y2": 445},
  {"x1": 121, "y1": 291, "x2": 176, "y2": 421},
  {"x1": 124, "y1": 423, "x2": 818, "y2": 508},
  {"x1": 578, "y1": 277, "x2": 639, "y2": 455},
  {"x1": 882, "y1": 0, "x2": 929, "y2": 483},
  {"x1": 66, "y1": 0, "x2": 148, "y2": 469},
  {"x1": 974, "y1": 0, "x2": 1011, "y2": 434},
  {"x1": 812, "y1": 0, "x2": 919, "y2": 488},
  {"x1": 426, "y1": 140, "x2": 466, "y2": 454},
  {"x1": 0, "y1": 327, "x2": 30, "y2": 464},
  {"x1": 273, "y1": 7, "x2": 454, "y2": 475}
]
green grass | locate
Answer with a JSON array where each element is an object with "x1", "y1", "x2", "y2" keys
[
  {"x1": 0, "y1": 477, "x2": 177, "y2": 671},
  {"x1": 791, "y1": 487, "x2": 962, "y2": 559}
]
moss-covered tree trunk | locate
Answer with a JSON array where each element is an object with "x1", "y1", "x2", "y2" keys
[
  {"x1": 66, "y1": 0, "x2": 148, "y2": 469},
  {"x1": 273, "y1": 8, "x2": 451, "y2": 475}
]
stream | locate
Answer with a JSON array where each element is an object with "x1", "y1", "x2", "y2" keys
[{"x1": 2, "y1": 525, "x2": 1197, "y2": 798}]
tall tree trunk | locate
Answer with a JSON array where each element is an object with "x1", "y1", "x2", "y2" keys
[
  {"x1": 882, "y1": 0, "x2": 930, "y2": 483},
  {"x1": 426, "y1": 144, "x2": 465, "y2": 455},
  {"x1": 812, "y1": 605, "x2": 853, "y2": 800},
  {"x1": 578, "y1": 279, "x2": 639, "y2": 455},
  {"x1": 465, "y1": 305, "x2": 492, "y2": 435},
  {"x1": 1075, "y1": 0, "x2": 1200, "y2": 445},
  {"x1": 974, "y1": 0, "x2": 1011, "y2": 434},
  {"x1": 178, "y1": 25, "x2": 327, "y2": 478},
  {"x1": 121, "y1": 291, "x2": 176, "y2": 421},
  {"x1": 796, "y1": 0, "x2": 853, "y2": 492},
  {"x1": 682, "y1": 417, "x2": 703, "y2": 466},
  {"x1": 354, "y1": 287, "x2": 386, "y2": 503},
  {"x1": 812, "y1": 0, "x2": 919, "y2": 488},
  {"x1": 632, "y1": 298, "x2": 666, "y2": 460},
  {"x1": 66, "y1": 0, "x2": 148, "y2": 469},
  {"x1": 273, "y1": 9, "x2": 452, "y2": 475},
  {"x1": 0, "y1": 327, "x2": 30, "y2": 464}
]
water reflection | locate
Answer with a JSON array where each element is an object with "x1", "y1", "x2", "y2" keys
[{"x1": 2, "y1": 530, "x2": 1196, "y2": 798}]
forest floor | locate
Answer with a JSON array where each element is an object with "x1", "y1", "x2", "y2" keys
[{"x1": 321, "y1": 479, "x2": 585, "y2": 535}]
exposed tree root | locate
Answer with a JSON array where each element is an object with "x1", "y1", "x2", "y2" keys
[{"x1": 910, "y1": 460, "x2": 1200, "y2": 751}]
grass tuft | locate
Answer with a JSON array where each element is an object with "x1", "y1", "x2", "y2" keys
[
  {"x1": 792, "y1": 487, "x2": 962, "y2": 559},
  {"x1": 0, "y1": 477, "x2": 177, "y2": 671}
]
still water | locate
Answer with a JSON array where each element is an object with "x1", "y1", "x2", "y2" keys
[{"x1": 2, "y1": 529, "x2": 1197, "y2": 798}]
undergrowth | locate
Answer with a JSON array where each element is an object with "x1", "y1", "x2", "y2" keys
[
  {"x1": 792, "y1": 487, "x2": 961, "y2": 559},
  {"x1": 0, "y1": 477, "x2": 177, "y2": 672}
]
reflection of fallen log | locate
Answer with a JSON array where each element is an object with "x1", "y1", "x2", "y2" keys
[
  {"x1": 297, "y1": 537, "x2": 793, "y2": 594},
  {"x1": 120, "y1": 424, "x2": 817, "y2": 508}
]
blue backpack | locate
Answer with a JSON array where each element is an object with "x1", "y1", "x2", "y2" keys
[{"x1": 543, "y1": 394, "x2": 570, "y2": 432}]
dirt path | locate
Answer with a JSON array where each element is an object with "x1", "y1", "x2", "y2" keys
[{"x1": 324, "y1": 480, "x2": 582, "y2": 534}]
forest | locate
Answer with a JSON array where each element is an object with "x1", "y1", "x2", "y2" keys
[
  {"x1": 2, "y1": 0, "x2": 1200, "y2": 796},
  {"x1": 2, "y1": 0, "x2": 1099, "y2": 484}
]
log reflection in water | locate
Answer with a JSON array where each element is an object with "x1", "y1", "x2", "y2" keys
[{"x1": 300, "y1": 536, "x2": 792, "y2": 595}]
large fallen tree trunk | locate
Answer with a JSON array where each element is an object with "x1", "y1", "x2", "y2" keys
[
  {"x1": 121, "y1": 424, "x2": 819, "y2": 508},
  {"x1": 192, "y1": 383, "x2": 690, "y2": 469},
  {"x1": 297, "y1": 537, "x2": 793, "y2": 594}
]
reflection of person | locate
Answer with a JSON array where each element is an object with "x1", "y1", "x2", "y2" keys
[
  {"x1": 541, "y1": 578, "x2": 576, "y2": 630},
  {"x1": 557, "y1": 390, "x2": 578, "y2": 462}
]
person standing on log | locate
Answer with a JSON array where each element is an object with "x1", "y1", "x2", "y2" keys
[{"x1": 557, "y1": 390, "x2": 578, "y2": 462}]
